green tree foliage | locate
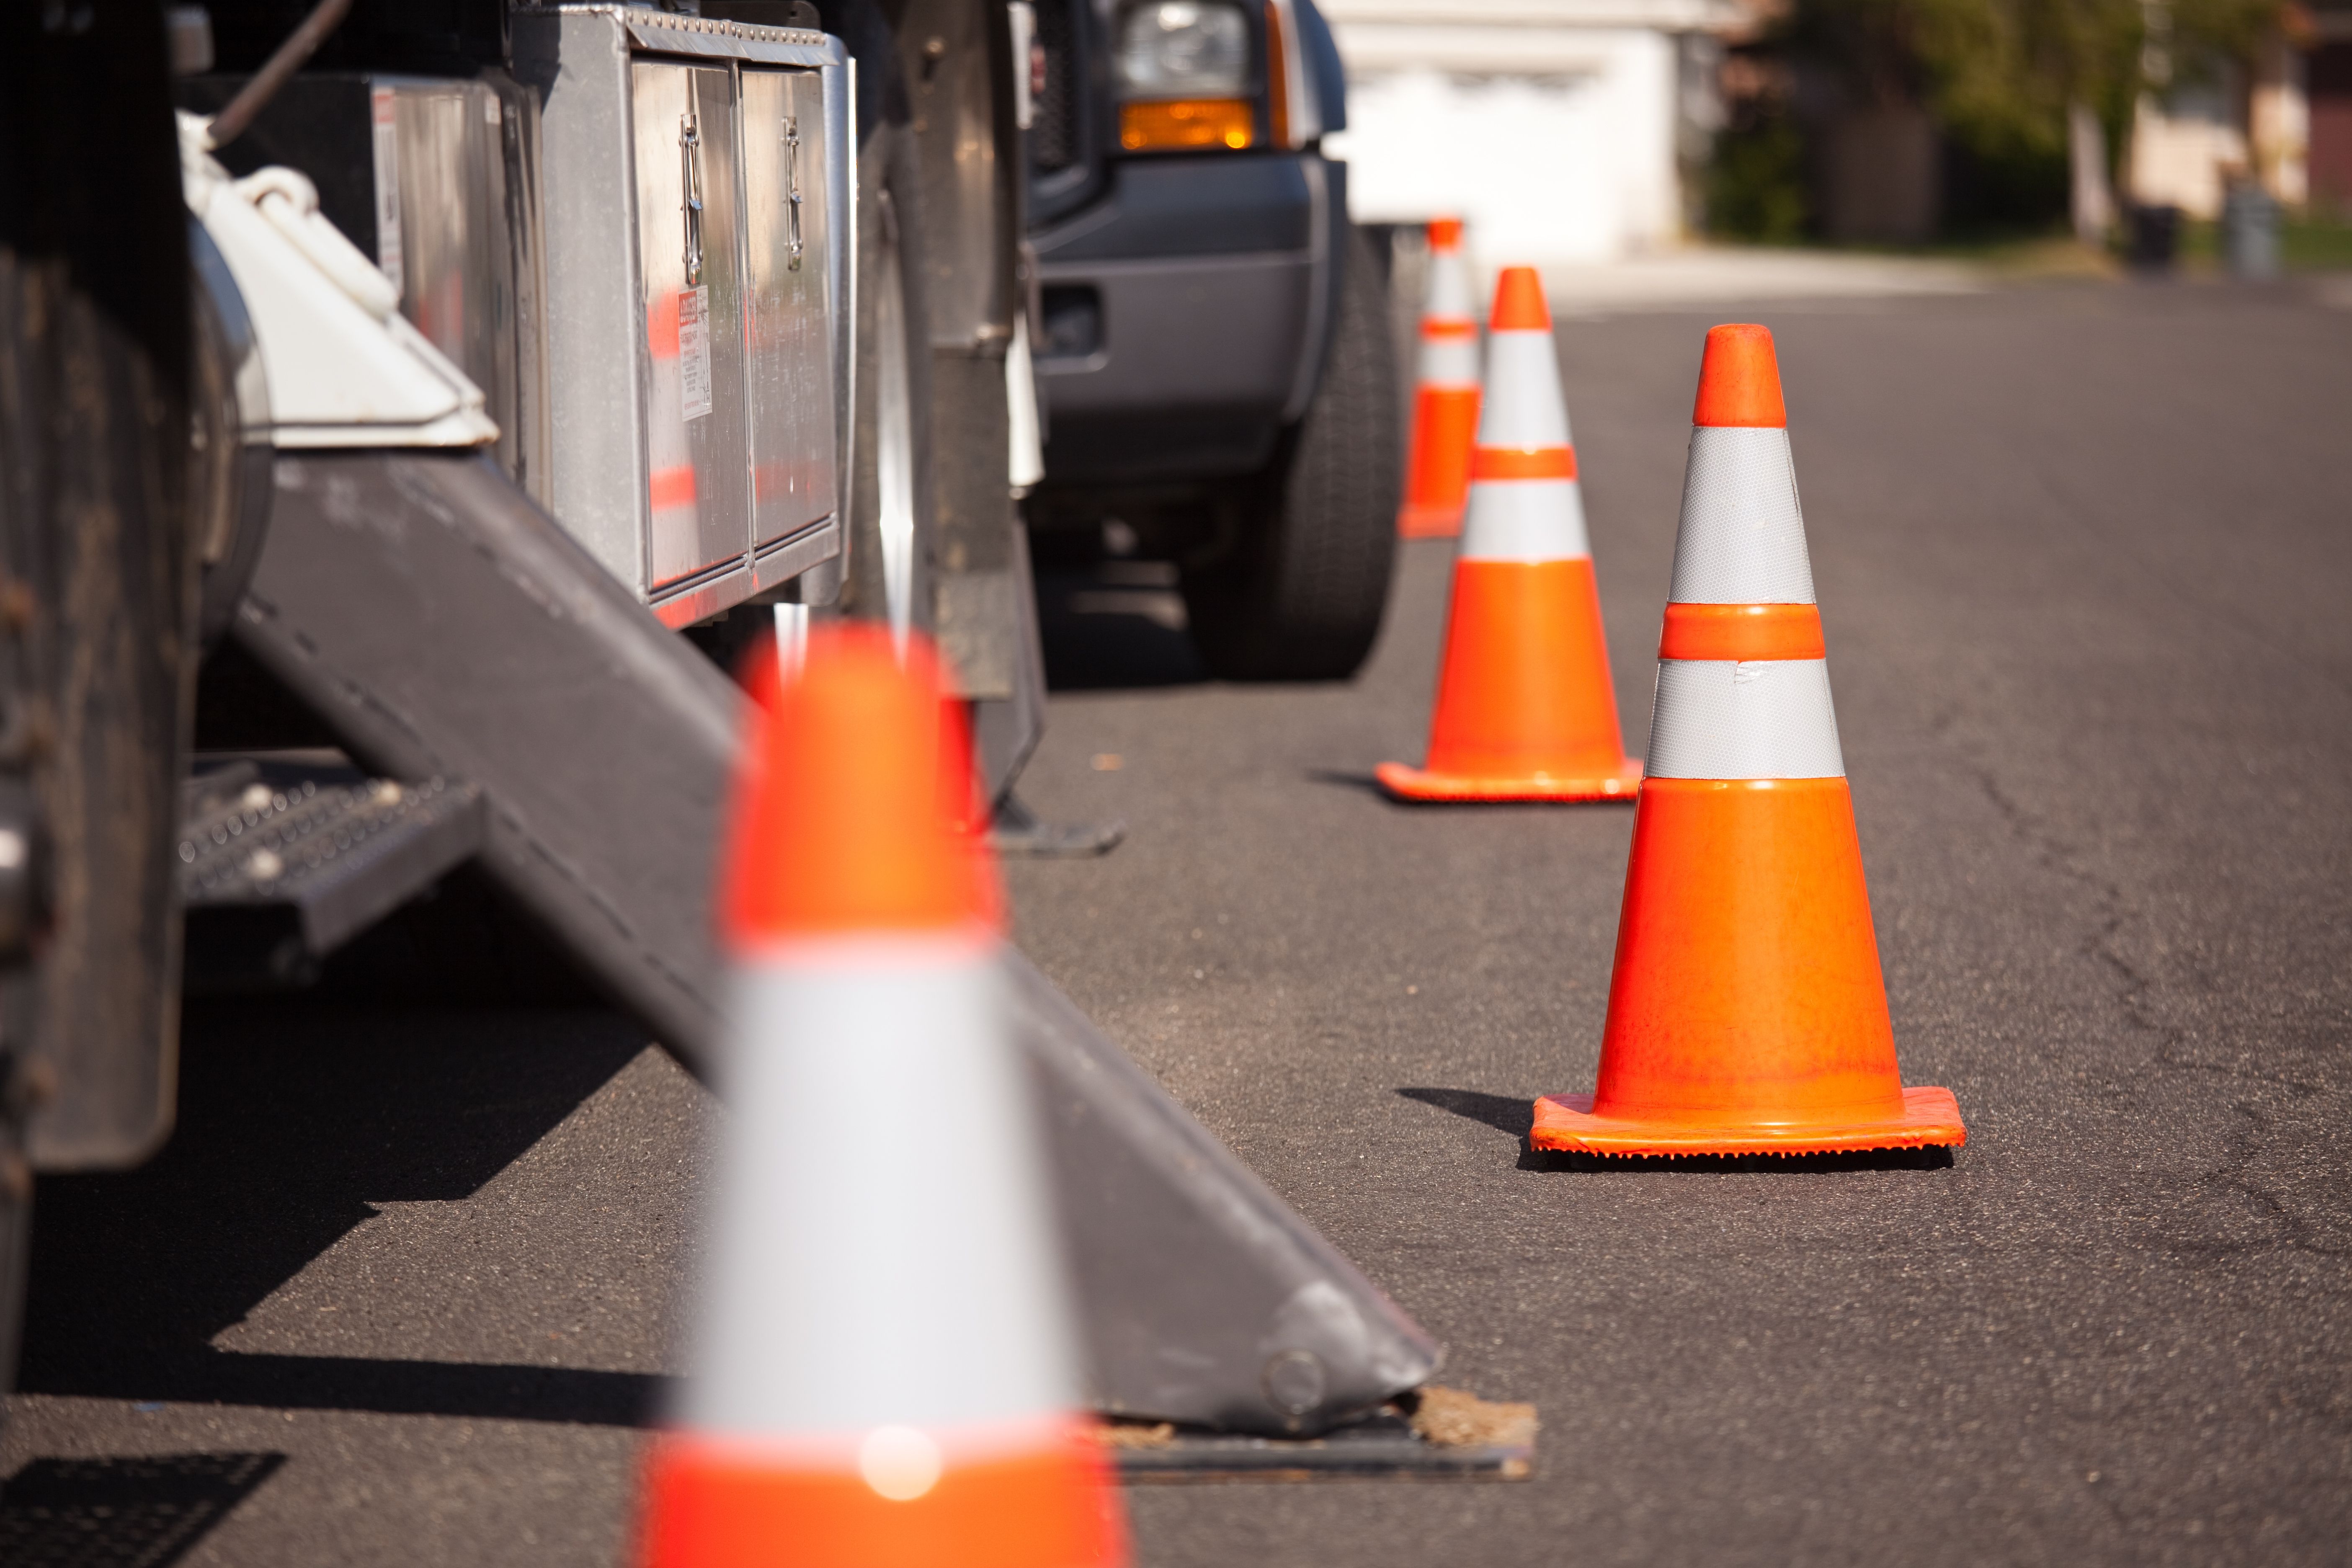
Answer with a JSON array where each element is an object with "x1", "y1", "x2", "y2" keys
[
  {"x1": 1786, "y1": 0, "x2": 2143, "y2": 169},
  {"x1": 1707, "y1": 113, "x2": 1810, "y2": 241},
  {"x1": 2153, "y1": 0, "x2": 2292, "y2": 87},
  {"x1": 1718, "y1": 0, "x2": 2288, "y2": 237}
]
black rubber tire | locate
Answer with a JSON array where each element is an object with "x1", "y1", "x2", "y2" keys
[
  {"x1": 832, "y1": 121, "x2": 940, "y2": 637},
  {"x1": 1181, "y1": 224, "x2": 1401, "y2": 681},
  {"x1": 0, "y1": 0, "x2": 201, "y2": 1404}
]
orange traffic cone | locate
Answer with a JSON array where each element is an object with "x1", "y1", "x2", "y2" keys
[
  {"x1": 636, "y1": 626, "x2": 1128, "y2": 1568},
  {"x1": 1396, "y1": 218, "x2": 1480, "y2": 539},
  {"x1": 1532, "y1": 325, "x2": 1966, "y2": 1158},
  {"x1": 1377, "y1": 267, "x2": 1640, "y2": 803}
]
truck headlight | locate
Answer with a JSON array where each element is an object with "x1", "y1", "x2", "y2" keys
[{"x1": 1115, "y1": 0, "x2": 1254, "y2": 152}]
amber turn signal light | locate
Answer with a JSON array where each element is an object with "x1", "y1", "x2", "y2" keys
[{"x1": 1119, "y1": 97, "x2": 1254, "y2": 152}]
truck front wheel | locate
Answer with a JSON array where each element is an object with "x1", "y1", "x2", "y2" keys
[{"x1": 1180, "y1": 225, "x2": 1401, "y2": 682}]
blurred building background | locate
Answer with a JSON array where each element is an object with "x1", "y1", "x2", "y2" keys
[
  {"x1": 1326, "y1": 0, "x2": 2352, "y2": 256},
  {"x1": 1321, "y1": 0, "x2": 1753, "y2": 262},
  {"x1": 2129, "y1": 0, "x2": 2316, "y2": 218}
]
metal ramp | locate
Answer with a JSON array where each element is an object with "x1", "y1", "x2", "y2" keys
[{"x1": 217, "y1": 449, "x2": 1444, "y2": 1441}]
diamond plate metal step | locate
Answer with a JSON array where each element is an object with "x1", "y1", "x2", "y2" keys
[{"x1": 180, "y1": 755, "x2": 484, "y2": 986}]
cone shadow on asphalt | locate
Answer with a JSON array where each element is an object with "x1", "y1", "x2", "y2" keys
[
  {"x1": 1303, "y1": 768, "x2": 1387, "y2": 797},
  {"x1": 1396, "y1": 1088, "x2": 1956, "y2": 1172},
  {"x1": 1395, "y1": 1087, "x2": 1533, "y2": 1137}
]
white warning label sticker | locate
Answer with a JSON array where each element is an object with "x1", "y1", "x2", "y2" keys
[{"x1": 678, "y1": 285, "x2": 713, "y2": 421}]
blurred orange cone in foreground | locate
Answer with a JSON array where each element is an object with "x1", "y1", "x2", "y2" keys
[
  {"x1": 1396, "y1": 218, "x2": 1480, "y2": 539},
  {"x1": 636, "y1": 626, "x2": 1127, "y2": 1568},
  {"x1": 1377, "y1": 266, "x2": 1640, "y2": 803},
  {"x1": 1532, "y1": 325, "x2": 1965, "y2": 1158}
]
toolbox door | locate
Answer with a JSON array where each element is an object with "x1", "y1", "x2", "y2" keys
[
  {"x1": 632, "y1": 61, "x2": 752, "y2": 593},
  {"x1": 740, "y1": 67, "x2": 838, "y2": 552}
]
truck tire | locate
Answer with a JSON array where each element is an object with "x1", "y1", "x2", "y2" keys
[
  {"x1": 835, "y1": 122, "x2": 940, "y2": 642},
  {"x1": 1181, "y1": 225, "x2": 1401, "y2": 681},
  {"x1": 0, "y1": 0, "x2": 199, "y2": 1412}
]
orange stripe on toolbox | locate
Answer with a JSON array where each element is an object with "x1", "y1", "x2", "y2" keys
[
  {"x1": 647, "y1": 292, "x2": 681, "y2": 360},
  {"x1": 1470, "y1": 446, "x2": 1576, "y2": 482},
  {"x1": 1658, "y1": 601, "x2": 1824, "y2": 661},
  {"x1": 650, "y1": 466, "x2": 697, "y2": 511}
]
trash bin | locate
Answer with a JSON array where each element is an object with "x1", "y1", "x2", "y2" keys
[
  {"x1": 2128, "y1": 203, "x2": 2182, "y2": 271},
  {"x1": 2222, "y1": 181, "x2": 2281, "y2": 279}
]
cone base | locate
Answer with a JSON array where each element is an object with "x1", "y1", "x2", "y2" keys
[
  {"x1": 1397, "y1": 503, "x2": 1464, "y2": 540},
  {"x1": 1374, "y1": 758, "x2": 1641, "y2": 804},
  {"x1": 1529, "y1": 1086, "x2": 1965, "y2": 1156},
  {"x1": 637, "y1": 1420, "x2": 1126, "y2": 1568}
]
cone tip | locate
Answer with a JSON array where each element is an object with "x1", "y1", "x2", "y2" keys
[
  {"x1": 722, "y1": 624, "x2": 1000, "y2": 946},
  {"x1": 1426, "y1": 216, "x2": 1464, "y2": 250},
  {"x1": 1692, "y1": 323, "x2": 1787, "y2": 428},
  {"x1": 1489, "y1": 266, "x2": 1550, "y2": 333}
]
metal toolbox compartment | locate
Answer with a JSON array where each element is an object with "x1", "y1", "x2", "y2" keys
[
  {"x1": 514, "y1": 5, "x2": 851, "y2": 627},
  {"x1": 374, "y1": 76, "x2": 551, "y2": 503}
]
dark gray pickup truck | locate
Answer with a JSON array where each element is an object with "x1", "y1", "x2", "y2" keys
[{"x1": 1021, "y1": 0, "x2": 1399, "y2": 679}]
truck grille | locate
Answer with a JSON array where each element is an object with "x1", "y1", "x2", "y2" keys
[{"x1": 1031, "y1": 0, "x2": 1079, "y2": 173}]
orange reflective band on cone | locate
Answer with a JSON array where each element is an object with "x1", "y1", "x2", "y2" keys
[
  {"x1": 637, "y1": 1423, "x2": 1127, "y2": 1568},
  {"x1": 1657, "y1": 602, "x2": 1823, "y2": 661},
  {"x1": 723, "y1": 626, "x2": 1000, "y2": 946},
  {"x1": 1426, "y1": 216, "x2": 1464, "y2": 250},
  {"x1": 1375, "y1": 560, "x2": 1640, "y2": 801},
  {"x1": 1469, "y1": 446, "x2": 1576, "y2": 482},
  {"x1": 1531, "y1": 779, "x2": 1965, "y2": 1154}
]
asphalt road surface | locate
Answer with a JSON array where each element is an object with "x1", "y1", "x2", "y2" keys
[{"x1": 5, "y1": 281, "x2": 2348, "y2": 1565}]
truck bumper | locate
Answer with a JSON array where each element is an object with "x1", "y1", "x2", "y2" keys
[{"x1": 1032, "y1": 153, "x2": 1342, "y2": 488}]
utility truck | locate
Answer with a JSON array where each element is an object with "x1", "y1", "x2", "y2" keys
[
  {"x1": 0, "y1": 0, "x2": 1506, "y2": 1475},
  {"x1": 1022, "y1": 0, "x2": 1401, "y2": 681}
]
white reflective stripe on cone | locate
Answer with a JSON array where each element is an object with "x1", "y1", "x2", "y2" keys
[
  {"x1": 1669, "y1": 426, "x2": 1815, "y2": 605},
  {"x1": 1460, "y1": 477, "x2": 1591, "y2": 563},
  {"x1": 1416, "y1": 333, "x2": 1478, "y2": 386},
  {"x1": 684, "y1": 938, "x2": 1081, "y2": 1436},
  {"x1": 1425, "y1": 248, "x2": 1475, "y2": 320},
  {"x1": 1645, "y1": 658, "x2": 1846, "y2": 780},
  {"x1": 1476, "y1": 330, "x2": 1570, "y2": 449}
]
